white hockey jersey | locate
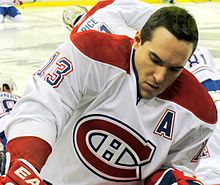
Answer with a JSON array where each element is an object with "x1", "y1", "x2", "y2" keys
[
  {"x1": 73, "y1": 0, "x2": 156, "y2": 38},
  {"x1": 0, "y1": 91, "x2": 20, "y2": 133},
  {"x1": 5, "y1": 30, "x2": 217, "y2": 185},
  {"x1": 185, "y1": 47, "x2": 220, "y2": 86},
  {"x1": 0, "y1": 0, "x2": 15, "y2": 7}
]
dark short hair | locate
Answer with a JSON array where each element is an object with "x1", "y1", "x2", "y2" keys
[
  {"x1": 141, "y1": 6, "x2": 198, "y2": 54},
  {"x1": 3, "y1": 84, "x2": 10, "y2": 91}
]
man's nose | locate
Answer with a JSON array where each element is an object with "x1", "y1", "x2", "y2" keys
[{"x1": 153, "y1": 66, "x2": 167, "y2": 84}]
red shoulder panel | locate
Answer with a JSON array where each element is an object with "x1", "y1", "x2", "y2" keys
[
  {"x1": 158, "y1": 69, "x2": 217, "y2": 124},
  {"x1": 70, "y1": 30, "x2": 133, "y2": 73}
]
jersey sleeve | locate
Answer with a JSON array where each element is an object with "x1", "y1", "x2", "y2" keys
[
  {"x1": 164, "y1": 117, "x2": 215, "y2": 174},
  {"x1": 112, "y1": 0, "x2": 156, "y2": 31}
]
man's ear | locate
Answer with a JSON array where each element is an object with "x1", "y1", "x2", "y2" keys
[{"x1": 134, "y1": 31, "x2": 141, "y2": 49}]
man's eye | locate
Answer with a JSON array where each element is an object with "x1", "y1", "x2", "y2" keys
[
  {"x1": 151, "y1": 57, "x2": 162, "y2": 66},
  {"x1": 152, "y1": 59, "x2": 160, "y2": 65},
  {"x1": 170, "y1": 67, "x2": 182, "y2": 72}
]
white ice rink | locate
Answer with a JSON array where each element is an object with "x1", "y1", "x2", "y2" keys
[{"x1": 0, "y1": 2, "x2": 220, "y2": 95}]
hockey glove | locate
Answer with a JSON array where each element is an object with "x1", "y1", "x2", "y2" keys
[
  {"x1": 0, "y1": 156, "x2": 47, "y2": 185},
  {"x1": 144, "y1": 168, "x2": 204, "y2": 185},
  {"x1": 14, "y1": 0, "x2": 23, "y2": 5}
]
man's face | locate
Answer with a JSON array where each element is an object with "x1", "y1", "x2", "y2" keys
[{"x1": 134, "y1": 27, "x2": 193, "y2": 99}]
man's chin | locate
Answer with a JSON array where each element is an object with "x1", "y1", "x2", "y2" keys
[{"x1": 140, "y1": 90, "x2": 156, "y2": 99}]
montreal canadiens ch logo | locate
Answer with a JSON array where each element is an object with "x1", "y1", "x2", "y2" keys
[{"x1": 73, "y1": 114, "x2": 156, "y2": 182}]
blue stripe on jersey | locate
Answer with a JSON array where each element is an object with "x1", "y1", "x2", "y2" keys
[{"x1": 202, "y1": 79, "x2": 220, "y2": 91}]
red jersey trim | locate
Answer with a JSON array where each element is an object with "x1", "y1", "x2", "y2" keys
[
  {"x1": 7, "y1": 136, "x2": 52, "y2": 171},
  {"x1": 71, "y1": 30, "x2": 133, "y2": 73}
]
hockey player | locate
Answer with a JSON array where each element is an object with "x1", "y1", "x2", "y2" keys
[
  {"x1": 185, "y1": 47, "x2": 220, "y2": 92},
  {"x1": 0, "y1": 73, "x2": 18, "y2": 137},
  {"x1": 63, "y1": 1, "x2": 156, "y2": 38},
  {"x1": 0, "y1": 73, "x2": 16, "y2": 93},
  {"x1": 0, "y1": 74, "x2": 20, "y2": 170},
  {"x1": 0, "y1": 0, "x2": 23, "y2": 23},
  {"x1": 0, "y1": 5, "x2": 217, "y2": 185},
  {"x1": 64, "y1": 6, "x2": 220, "y2": 183}
]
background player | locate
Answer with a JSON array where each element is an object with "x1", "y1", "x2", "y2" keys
[
  {"x1": 0, "y1": 73, "x2": 16, "y2": 93},
  {"x1": 0, "y1": 0, "x2": 23, "y2": 23},
  {"x1": 0, "y1": 74, "x2": 20, "y2": 170},
  {"x1": 63, "y1": 0, "x2": 156, "y2": 37},
  {"x1": 185, "y1": 47, "x2": 220, "y2": 92}
]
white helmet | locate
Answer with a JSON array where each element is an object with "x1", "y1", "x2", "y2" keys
[
  {"x1": 63, "y1": 5, "x2": 88, "y2": 31},
  {"x1": 0, "y1": 73, "x2": 16, "y2": 92}
]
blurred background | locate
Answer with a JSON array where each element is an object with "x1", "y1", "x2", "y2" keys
[{"x1": 0, "y1": 0, "x2": 220, "y2": 95}]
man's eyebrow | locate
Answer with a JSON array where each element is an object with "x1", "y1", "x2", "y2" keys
[{"x1": 150, "y1": 51, "x2": 184, "y2": 69}]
